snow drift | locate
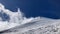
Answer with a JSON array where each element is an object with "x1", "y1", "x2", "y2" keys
[{"x1": 0, "y1": 3, "x2": 60, "y2": 34}]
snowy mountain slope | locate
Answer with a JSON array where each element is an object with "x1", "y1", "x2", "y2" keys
[
  {"x1": 1, "y1": 17, "x2": 60, "y2": 34},
  {"x1": 22, "y1": 21, "x2": 60, "y2": 34},
  {"x1": 0, "y1": 3, "x2": 60, "y2": 34},
  {"x1": 2, "y1": 19, "x2": 60, "y2": 34}
]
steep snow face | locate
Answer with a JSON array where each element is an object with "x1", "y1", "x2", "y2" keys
[{"x1": 0, "y1": 3, "x2": 60, "y2": 34}]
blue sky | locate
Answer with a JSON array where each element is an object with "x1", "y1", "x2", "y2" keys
[{"x1": 0, "y1": 0, "x2": 60, "y2": 19}]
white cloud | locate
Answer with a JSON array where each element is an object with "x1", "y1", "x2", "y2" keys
[{"x1": 0, "y1": 3, "x2": 60, "y2": 34}]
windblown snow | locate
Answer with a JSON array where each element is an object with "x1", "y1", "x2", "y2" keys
[{"x1": 0, "y1": 3, "x2": 60, "y2": 34}]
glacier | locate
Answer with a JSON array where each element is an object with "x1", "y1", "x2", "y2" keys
[{"x1": 0, "y1": 3, "x2": 60, "y2": 34}]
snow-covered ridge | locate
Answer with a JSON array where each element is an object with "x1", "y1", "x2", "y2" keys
[{"x1": 0, "y1": 3, "x2": 60, "y2": 34}]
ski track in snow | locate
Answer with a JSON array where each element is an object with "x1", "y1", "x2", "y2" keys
[{"x1": 0, "y1": 3, "x2": 60, "y2": 34}]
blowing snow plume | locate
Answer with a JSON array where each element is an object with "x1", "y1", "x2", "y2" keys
[
  {"x1": 0, "y1": 3, "x2": 35, "y2": 32},
  {"x1": 0, "y1": 3, "x2": 60, "y2": 34},
  {"x1": 0, "y1": 3, "x2": 24, "y2": 31}
]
